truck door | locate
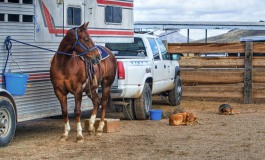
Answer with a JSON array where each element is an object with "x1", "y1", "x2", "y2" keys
[
  {"x1": 156, "y1": 38, "x2": 175, "y2": 91},
  {"x1": 148, "y1": 38, "x2": 166, "y2": 94}
]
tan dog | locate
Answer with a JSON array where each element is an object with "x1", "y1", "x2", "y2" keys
[{"x1": 169, "y1": 112, "x2": 197, "y2": 126}]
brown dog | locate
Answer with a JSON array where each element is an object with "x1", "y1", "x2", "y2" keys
[
  {"x1": 218, "y1": 104, "x2": 237, "y2": 115},
  {"x1": 169, "y1": 112, "x2": 197, "y2": 126}
]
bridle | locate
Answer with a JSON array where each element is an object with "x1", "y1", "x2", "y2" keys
[{"x1": 71, "y1": 28, "x2": 101, "y2": 64}]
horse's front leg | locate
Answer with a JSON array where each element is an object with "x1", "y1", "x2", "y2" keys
[
  {"x1": 96, "y1": 86, "x2": 111, "y2": 136},
  {"x1": 88, "y1": 92, "x2": 101, "y2": 135},
  {"x1": 54, "y1": 90, "x2": 70, "y2": 141},
  {"x1": 74, "y1": 91, "x2": 84, "y2": 142}
]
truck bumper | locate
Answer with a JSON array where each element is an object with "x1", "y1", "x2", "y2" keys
[{"x1": 97, "y1": 87, "x2": 123, "y2": 98}]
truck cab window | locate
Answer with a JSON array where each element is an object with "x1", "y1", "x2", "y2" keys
[
  {"x1": 157, "y1": 39, "x2": 170, "y2": 60},
  {"x1": 67, "y1": 7, "x2": 81, "y2": 26},
  {"x1": 105, "y1": 38, "x2": 146, "y2": 56},
  {"x1": 148, "y1": 38, "x2": 160, "y2": 60}
]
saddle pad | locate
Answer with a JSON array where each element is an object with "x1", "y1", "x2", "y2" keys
[{"x1": 97, "y1": 45, "x2": 109, "y2": 60}]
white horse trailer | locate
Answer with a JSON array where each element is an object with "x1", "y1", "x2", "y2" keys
[{"x1": 0, "y1": 0, "x2": 133, "y2": 146}]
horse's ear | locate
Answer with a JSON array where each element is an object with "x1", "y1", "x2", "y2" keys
[{"x1": 80, "y1": 22, "x2": 89, "y2": 31}]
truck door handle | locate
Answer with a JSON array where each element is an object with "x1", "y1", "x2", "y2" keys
[
  {"x1": 164, "y1": 65, "x2": 166, "y2": 68},
  {"x1": 155, "y1": 65, "x2": 157, "y2": 69}
]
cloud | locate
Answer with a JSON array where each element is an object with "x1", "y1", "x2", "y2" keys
[{"x1": 134, "y1": 0, "x2": 265, "y2": 22}]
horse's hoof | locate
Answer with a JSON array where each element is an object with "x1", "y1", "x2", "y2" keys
[
  {"x1": 60, "y1": 135, "x2": 68, "y2": 141},
  {"x1": 96, "y1": 131, "x2": 103, "y2": 136},
  {"x1": 88, "y1": 128, "x2": 96, "y2": 135},
  {"x1": 76, "y1": 135, "x2": 84, "y2": 143}
]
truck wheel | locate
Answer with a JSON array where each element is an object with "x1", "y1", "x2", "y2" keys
[
  {"x1": 123, "y1": 99, "x2": 135, "y2": 120},
  {"x1": 134, "y1": 83, "x2": 152, "y2": 120},
  {"x1": 0, "y1": 97, "x2": 16, "y2": 147},
  {"x1": 168, "y1": 76, "x2": 182, "y2": 106}
]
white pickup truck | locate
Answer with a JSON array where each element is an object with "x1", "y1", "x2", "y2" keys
[{"x1": 105, "y1": 33, "x2": 182, "y2": 120}]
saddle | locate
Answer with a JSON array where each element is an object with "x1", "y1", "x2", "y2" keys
[{"x1": 83, "y1": 46, "x2": 109, "y2": 91}]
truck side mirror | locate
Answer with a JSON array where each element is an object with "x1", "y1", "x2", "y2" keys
[{"x1": 171, "y1": 53, "x2": 182, "y2": 60}]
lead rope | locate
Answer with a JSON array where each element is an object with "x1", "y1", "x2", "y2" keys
[
  {"x1": 98, "y1": 63, "x2": 102, "y2": 85},
  {"x1": 84, "y1": 58, "x2": 93, "y2": 98}
]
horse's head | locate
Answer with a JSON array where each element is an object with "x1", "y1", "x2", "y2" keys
[{"x1": 70, "y1": 22, "x2": 101, "y2": 64}]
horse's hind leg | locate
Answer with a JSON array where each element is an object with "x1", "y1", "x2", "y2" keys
[
  {"x1": 54, "y1": 90, "x2": 70, "y2": 141},
  {"x1": 88, "y1": 93, "x2": 100, "y2": 135}
]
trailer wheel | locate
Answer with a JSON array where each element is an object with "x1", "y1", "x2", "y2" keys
[
  {"x1": 134, "y1": 83, "x2": 152, "y2": 120},
  {"x1": 123, "y1": 99, "x2": 135, "y2": 120},
  {"x1": 0, "y1": 97, "x2": 16, "y2": 147},
  {"x1": 168, "y1": 76, "x2": 182, "y2": 106}
]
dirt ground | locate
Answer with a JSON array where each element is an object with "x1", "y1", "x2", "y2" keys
[{"x1": 2, "y1": 97, "x2": 265, "y2": 160}]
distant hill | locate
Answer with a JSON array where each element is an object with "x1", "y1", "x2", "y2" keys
[
  {"x1": 193, "y1": 30, "x2": 265, "y2": 43},
  {"x1": 158, "y1": 30, "x2": 193, "y2": 43}
]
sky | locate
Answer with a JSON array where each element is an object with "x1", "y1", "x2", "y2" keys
[{"x1": 134, "y1": 0, "x2": 265, "y2": 40}]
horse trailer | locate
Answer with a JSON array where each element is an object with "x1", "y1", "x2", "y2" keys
[{"x1": 0, "y1": 0, "x2": 133, "y2": 146}]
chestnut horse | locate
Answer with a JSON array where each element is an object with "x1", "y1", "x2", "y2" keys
[{"x1": 50, "y1": 23, "x2": 117, "y2": 142}]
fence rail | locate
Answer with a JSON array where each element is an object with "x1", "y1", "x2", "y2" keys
[{"x1": 168, "y1": 42, "x2": 265, "y2": 103}]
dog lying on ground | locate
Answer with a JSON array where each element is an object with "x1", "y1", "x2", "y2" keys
[
  {"x1": 218, "y1": 104, "x2": 239, "y2": 115},
  {"x1": 169, "y1": 112, "x2": 198, "y2": 126}
]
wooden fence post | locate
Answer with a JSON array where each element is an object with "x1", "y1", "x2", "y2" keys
[{"x1": 244, "y1": 42, "x2": 253, "y2": 104}]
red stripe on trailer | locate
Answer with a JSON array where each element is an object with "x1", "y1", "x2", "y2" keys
[
  {"x1": 0, "y1": 73, "x2": 50, "y2": 83},
  {"x1": 97, "y1": 0, "x2": 133, "y2": 7}
]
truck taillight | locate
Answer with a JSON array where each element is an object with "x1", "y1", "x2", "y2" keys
[{"x1": 117, "y1": 61, "x2": 125, "y2": 79}]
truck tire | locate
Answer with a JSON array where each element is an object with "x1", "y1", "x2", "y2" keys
[
  {"x1": 0, "y1": 97, "x2": 16, "y2": 147},
  {"x1": 123, "y1": 99, "x2": 135, "y2": 120},
  {"x1": 134, "y1": 83, "x2": 152, "y2": 120},
  {"x1": 168, "y1": 76, "x2": 182, "y2": 106}
]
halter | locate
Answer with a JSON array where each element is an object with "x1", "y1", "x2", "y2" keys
[{"x1": 71, "y1": 27, "x2": 98, "y2": 57}]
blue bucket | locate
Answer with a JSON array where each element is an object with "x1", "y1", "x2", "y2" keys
[
  {"x1": 149, "y1": 110, "x2": 163, "y2": 120},
  {"x1": 4, "y1": 73, "x2": 29, "y2": 96}
]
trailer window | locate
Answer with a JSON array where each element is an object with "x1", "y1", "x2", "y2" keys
[
  {"x1": 23, "y1": 15, "x2": 33, "y2": 22},
  {"x1": 23, "y1": 0, "x2": 33, "y2": 4},
  {"x1": 0, "y1": 0, "x2": 4, "y2": 2},
  {"x1": 105, "y1": 6, "x2": 122, "y2": 23},
  {"x1": 67, "y1": 7, "x2": 81, "y2": 26},
  {"x1": 0, "y1": 14, "x2": 4, "y2": 21},
  {"x1": 8, "y1": 14, "x2": 19, "y2": 22},
  {"x1": 8, "y1": 0, "x2": 19, "y2": 3}
]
